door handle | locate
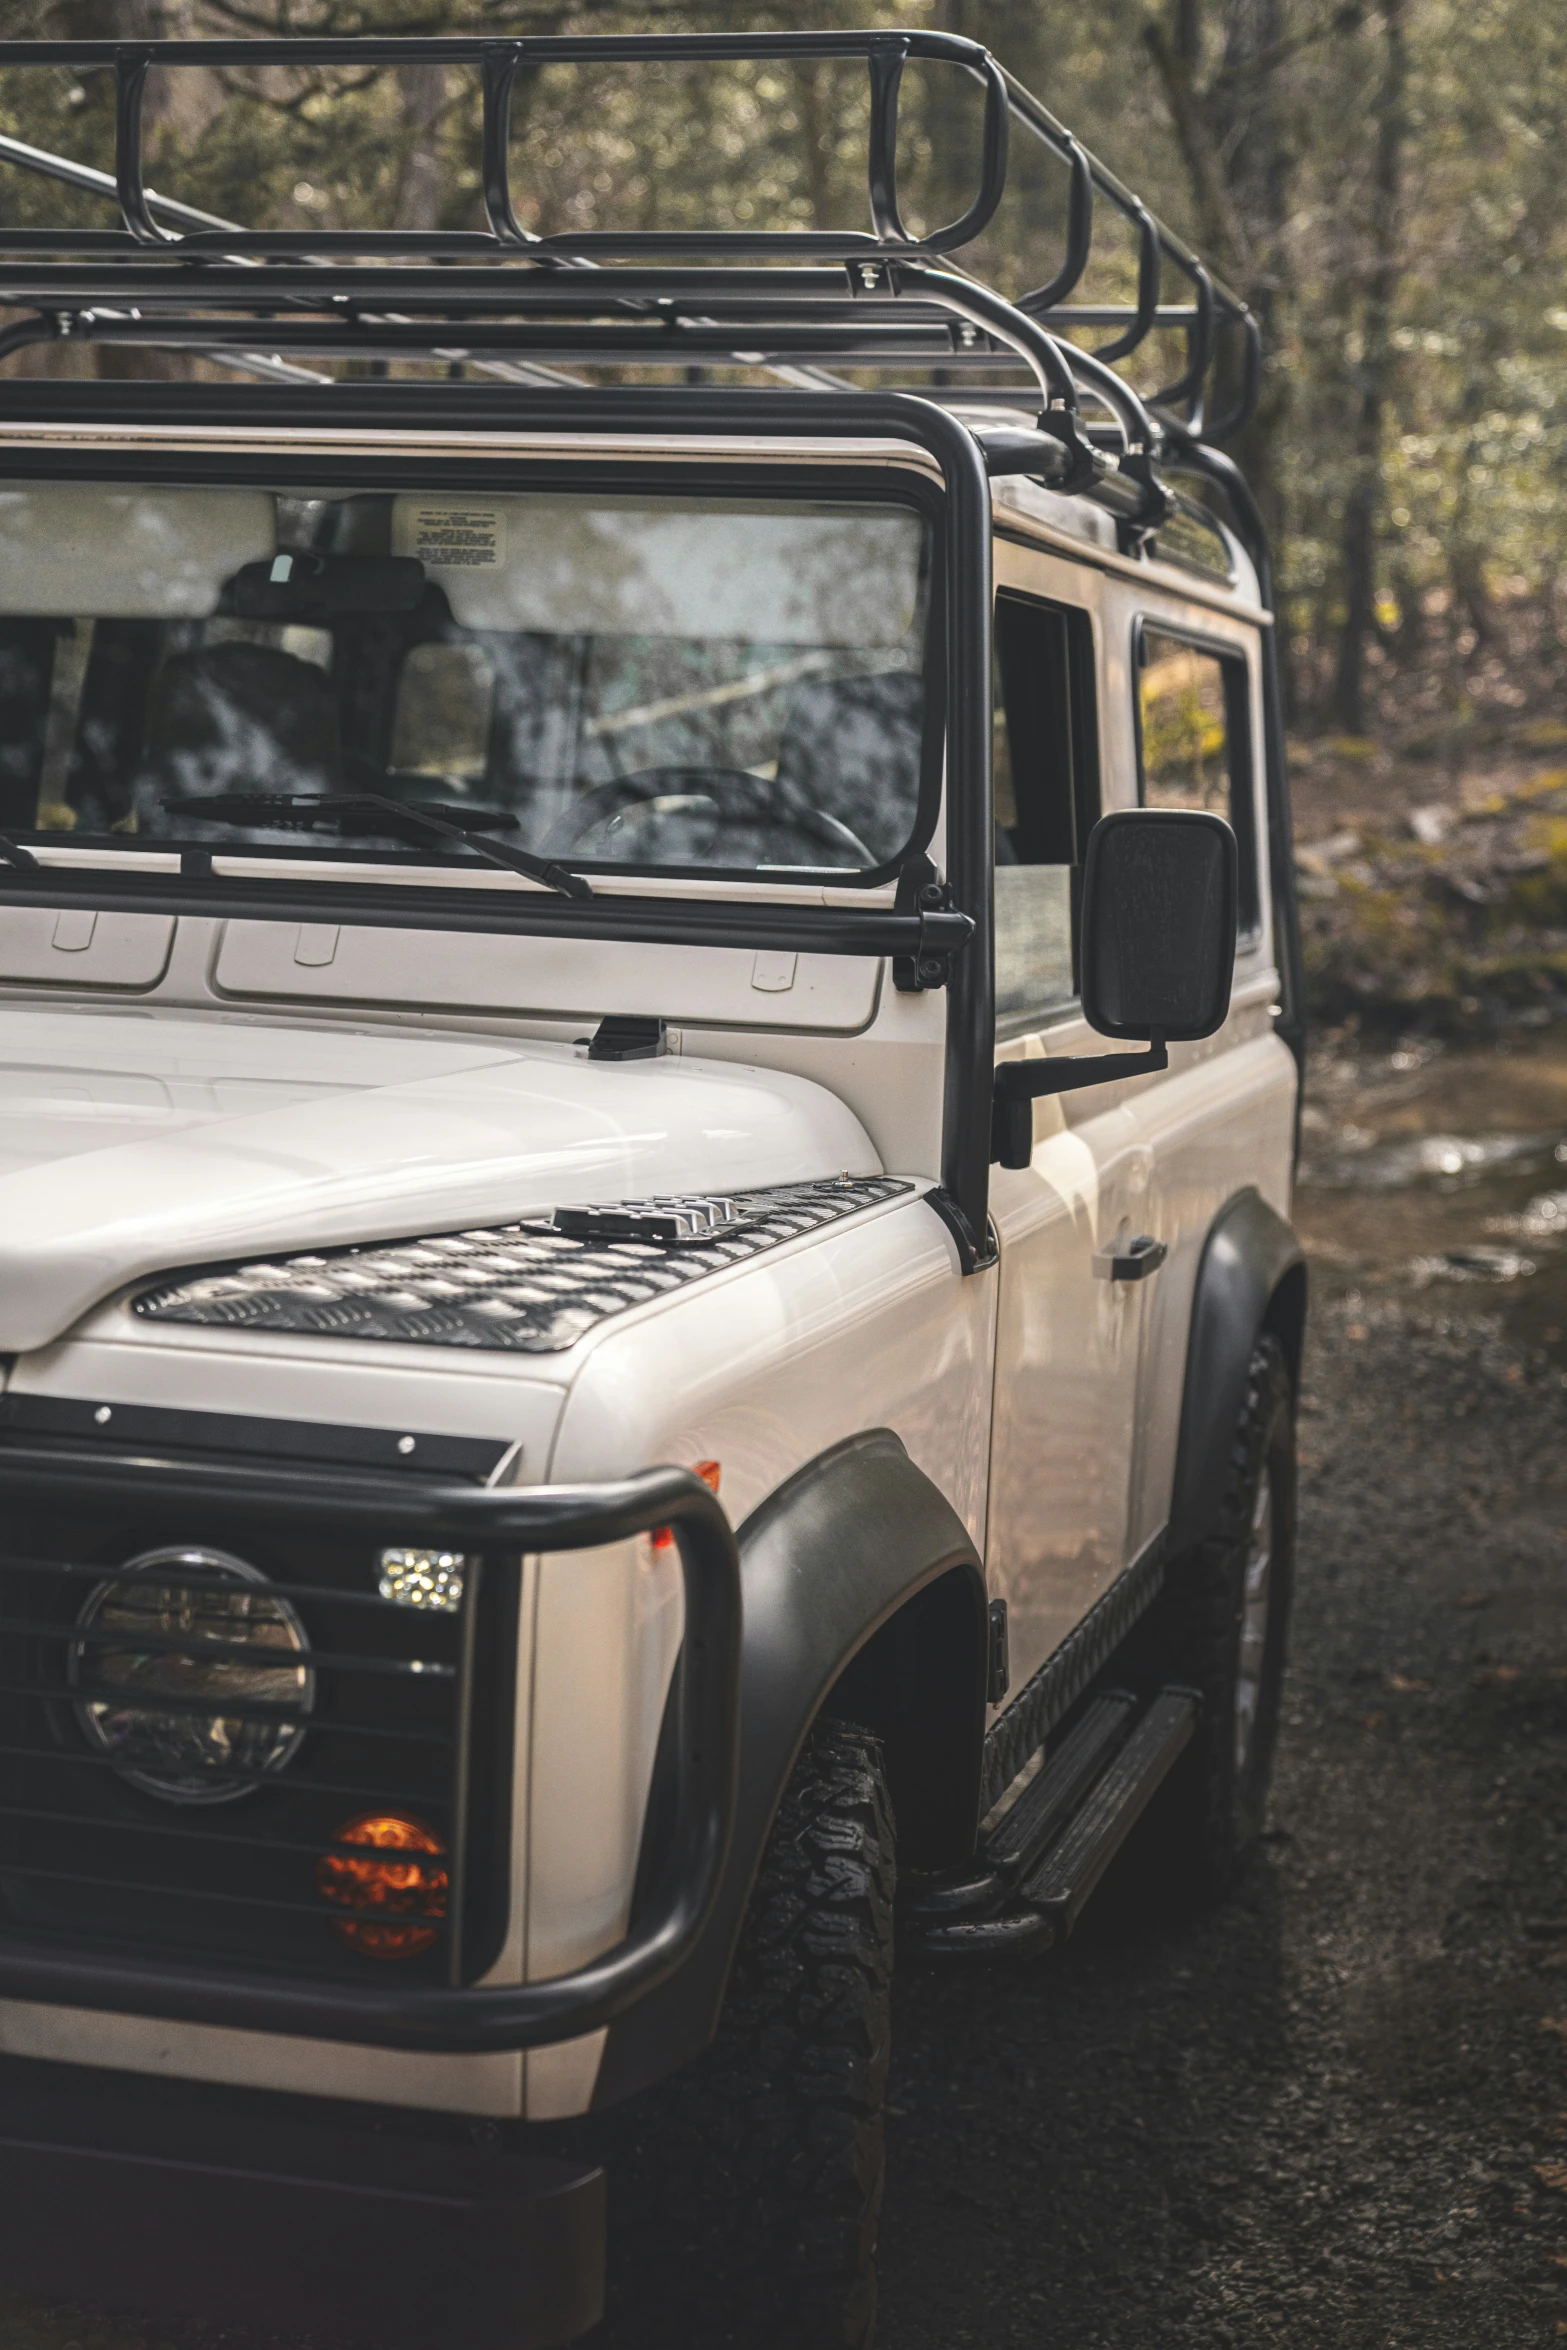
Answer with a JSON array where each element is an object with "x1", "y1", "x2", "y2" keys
[{"x1": 1092, "y1": 1234, "x2": 1167, "y2": 1283}]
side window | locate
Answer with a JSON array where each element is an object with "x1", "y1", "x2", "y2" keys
[
  {"x1": 1136, "y1": 625, "x2": 1259, "y2": 934},
  {"x1": 993, "y1": 593, "x2": 1100, "y2": 1025},
  {"x1": 391, "y1": 640, "x2": 497, "y2": 783}
]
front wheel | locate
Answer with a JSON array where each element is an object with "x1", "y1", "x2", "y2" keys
[{"x1": 610, "y1": 1717, "x2": 896, "y2": 2348}]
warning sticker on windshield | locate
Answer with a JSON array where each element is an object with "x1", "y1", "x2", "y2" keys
[{"x1": 394, "y1": 501, "x2": 506, "y2": 570}]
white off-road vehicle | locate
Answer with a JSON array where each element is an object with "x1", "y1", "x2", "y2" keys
[{"x1": 0, "y1": 29, "x2": 1306, "y2": 2350}]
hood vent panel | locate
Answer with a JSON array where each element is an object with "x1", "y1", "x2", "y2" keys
[{"x1": 134, "y1": 1177, "x2": 914, "y2": 1355}]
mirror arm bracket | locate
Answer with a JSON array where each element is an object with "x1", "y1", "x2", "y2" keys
[{"x1": 991, "y1": 1036, "x2": 1168, "y2": 1169}]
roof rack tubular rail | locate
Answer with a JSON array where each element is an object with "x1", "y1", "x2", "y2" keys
[
  {"x1": 1152, "y1": 261, "x2": 1217, "y2": 422},
  {"x1": 1056, "y1": 342, "x2": 1168, "y2": 526},
  {"x1": 865, "y1": 36, "x2": 1010, "y2": 257},
  {"x1": 0, "y1": 32, "x2": 1259, "y2": 437},
  {"x1": 862, "y1": 259, "x2": 1105, "y2": 485},
  {"x1": 1086, "y1": 202, "x2": 1162, "y2": 363},
  {"x1": 114, "y1": 48, "x2": 166, "y2": 245},
  {"x1": 0, "y1": 28, "x2": 1261, "y2": 444}
]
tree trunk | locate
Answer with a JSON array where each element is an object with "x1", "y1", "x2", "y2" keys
[
  {"x1": 1144, "y1": 0, "x2": 1301, "y2": 699},
  {"x1": 394, "y1": 60, "x2": 445, "y2": 236},
  {"x1": 1334, "y1": 0, "x2": 1407, "y2": 733}
]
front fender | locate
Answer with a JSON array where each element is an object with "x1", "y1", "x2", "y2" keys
[{"x1": 594, "y1": 1428, "x2": 985, "y2": 2106}]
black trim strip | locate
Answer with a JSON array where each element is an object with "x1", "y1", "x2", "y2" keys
[
  {"x1": 0, "y1": 863, "x2": 971, "y2": 965},
  {"x1": 0, "y1": 1395, "x2": 512, "y2": 1480}
]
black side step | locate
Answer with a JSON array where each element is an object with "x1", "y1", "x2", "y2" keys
[{"x1": 910, "y1": 1688, "x2": 1198, "y2": 1959}]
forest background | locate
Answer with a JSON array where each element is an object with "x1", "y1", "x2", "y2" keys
[{"x1": 0, "y1": 0, "x2": 1563, "y2": 1028}]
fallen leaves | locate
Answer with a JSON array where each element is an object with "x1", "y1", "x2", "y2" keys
[
  {"x1": 1360, "y1": 1710, "x2": 1388, "y2": 1731},
  {"x1": 1386, "y1": 1671, "x2": 1434, "y2": 1693},
  {"x1": 1473, "y1": 1665, "x2": 1521, "y2": 1686},
  {"x1": 1456, "y1": 1590, "x2": 1498, "y2": 1610},
  {"x1": 1540, "y1": 2017, "x2": 1567, "y2": 2039},
  {"x1": 1537, "y1": 2163, "x2": 1567, "y2": 2193}
]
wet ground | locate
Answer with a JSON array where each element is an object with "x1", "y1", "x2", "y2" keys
[
  {"x1": 868, "y1": 1029, "x2": 1567, "y2": 2349},
  {"x1": 9, "y1": 1032, "x2": 1567, "y2": 2350}
]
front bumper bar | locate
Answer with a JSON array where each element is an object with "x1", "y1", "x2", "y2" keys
[{"x1": 0, "y1": 1438, "x2": 742, "y2": 2049}]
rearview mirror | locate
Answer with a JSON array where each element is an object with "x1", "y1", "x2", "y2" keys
[
  {"x1": 1079, "y1": 808, "x2": 1238, "y2": 1042},
  {"x1": 226, "y1": 551, "x2": 426, "y2": 621}
]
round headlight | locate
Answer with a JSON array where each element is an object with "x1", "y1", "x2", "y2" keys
[{"x1": 70, "y1": 1545, "x2": 314, "y2": 1805}]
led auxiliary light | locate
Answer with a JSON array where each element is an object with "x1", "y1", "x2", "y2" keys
[
  {"x1": 377, "y1": 1548, "x2": 466, "y2": 1613},
  {"x1": 71, "y1": 1546, "x2": 313, "y2": 1805}
]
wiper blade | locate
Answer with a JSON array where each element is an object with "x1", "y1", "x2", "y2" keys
[
  {"x1": 160, "y1": 792, "x2": 593, "y2": 902},
  {"x1": 0, "y1": 831, "x2": 38, "y2": 871}
]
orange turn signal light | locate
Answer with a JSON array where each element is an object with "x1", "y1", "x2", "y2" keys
[
  {"x1": 317, "y1": 1811, "x2": 448, "y2": 1960},
  {"x1": 651, "y1": 1460, "x2": 721, "y2": 1551}
]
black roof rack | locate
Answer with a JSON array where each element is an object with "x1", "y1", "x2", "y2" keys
[{"x1": 0, "y1": 29, "x2": 1260, "y2": 527}]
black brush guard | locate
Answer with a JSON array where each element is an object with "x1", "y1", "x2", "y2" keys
[{"x1": 0, "y1": 1438, "x2": 741, "y2": 2051}]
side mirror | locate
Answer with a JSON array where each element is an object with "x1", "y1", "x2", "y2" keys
[
  {"x1": 1080, "y1": 807, "x2": 1238, "y2": 1042},
  {"x1": 992, "y1": 807, "x2": 1239, "y2": 1171}
]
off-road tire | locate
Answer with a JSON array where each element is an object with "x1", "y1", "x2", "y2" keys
[
  {"x1": 1131, "y1": 1334, "x2": 1296, "y2": 1905},
  {"x1": 613, "y1": 1716, "x2": 896, "y2": 2348}
]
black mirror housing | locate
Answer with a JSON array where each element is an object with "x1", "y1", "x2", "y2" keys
[
  {"x1": 1079, "y1": 808, "x2": 1238, "y2": 1042},
  {"x1": 226, "y1": 552, "x2": 426, "y2": 621}
]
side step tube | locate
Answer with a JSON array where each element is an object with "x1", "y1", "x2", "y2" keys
[{"x1": 911, "y1": 1688, "x2": 1197, "y2": 1959}]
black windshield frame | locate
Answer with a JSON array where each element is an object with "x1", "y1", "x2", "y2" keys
[
  {"x1": 0, "y1": 450, "x2": 947, "y2": 894},
  {"x1": 0, "y1": 380, "x2": 996, "y2": 1246}
]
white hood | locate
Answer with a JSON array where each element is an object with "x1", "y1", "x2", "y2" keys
[{"x1": 0, "y1": 1005, "x2": 879, "y2": 1352}]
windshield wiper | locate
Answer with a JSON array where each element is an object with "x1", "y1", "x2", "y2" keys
[
  {"x1": 0, "y1": 831, "x2": 38, "y2": 871},
  {"x1": 159, "y1": 792, "x2": 593, "y2": 902}
]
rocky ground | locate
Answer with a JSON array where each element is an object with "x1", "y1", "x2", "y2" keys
[{"x1": 1289, "y1": 721, "x2": 1567, "y2": 1031}]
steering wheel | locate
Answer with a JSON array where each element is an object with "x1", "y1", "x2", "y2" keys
[{"x1": 542, "y1": 767, "x2": 874, "y2": 868}]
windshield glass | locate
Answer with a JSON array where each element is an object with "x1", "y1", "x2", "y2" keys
[{"x1": 0, "y1": 480, "x2": 932, "y2": 882}]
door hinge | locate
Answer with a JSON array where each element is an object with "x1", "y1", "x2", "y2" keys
[
  {"x1": 893, "y1": 853, "x2": 958, "y2": 993},
  {"x1": 987, "y1": 1597, "x2": 1010, "y2": 1705}
]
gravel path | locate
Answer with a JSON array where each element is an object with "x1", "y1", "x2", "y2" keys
[{"x1": 875, "y1": 1292, "x2": 1567, "y2": 2349}]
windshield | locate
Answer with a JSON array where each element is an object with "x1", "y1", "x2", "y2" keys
[{"x1": 0, "y1": 480, "x2": 932, "y2": 883}]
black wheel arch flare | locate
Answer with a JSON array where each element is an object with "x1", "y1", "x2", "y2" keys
[
  {"x1": 1169, "y1": 1185, "x2": 1306, "y2": 1555},
  {"x1": 594, "y1": 1427, "x2": 986, "y2": 2108}
]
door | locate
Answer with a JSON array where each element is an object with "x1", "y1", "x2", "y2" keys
[
  {"x1": 1123, "y1": 605, "x2": 1299, "y2": 1542},
  {"x1": 986, "y1": 590, "x2": 1162, "y2": 1705}
]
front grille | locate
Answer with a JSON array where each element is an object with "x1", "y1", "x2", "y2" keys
[{"x1": 0, "y1": 1482, "x2": 517, "y2": 1987}]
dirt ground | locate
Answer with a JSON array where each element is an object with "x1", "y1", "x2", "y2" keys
[
  {"x1": 9, "y1": 1042, "x2": 1567, "y2": 2350},
  {"x1": 874, "y1": 1289, "x2": 1567, "y2": 2349}
]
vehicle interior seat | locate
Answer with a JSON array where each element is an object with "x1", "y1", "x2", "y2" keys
[
  {"x1": 131, "y1": 640, "x2": 343, "y2": 833},
  {"x1": 773, "y1": 669, "x2": 924, "y2": 866}
]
